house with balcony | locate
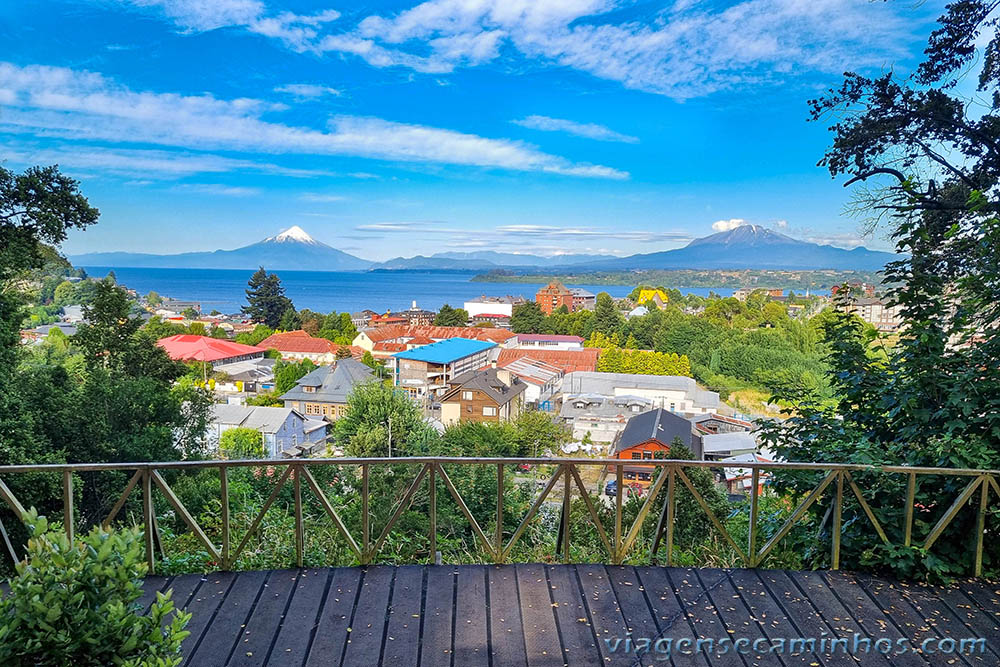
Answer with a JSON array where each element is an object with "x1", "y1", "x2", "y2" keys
[
  {"x1": 438, "y1": 367, "x2": 526, "y2": 426},
  {"x1": 568, "y1": 288, "x2": 596, "y2": 311},
  {"x1": 390, "y1": 337, "x2": 497, "y2": 401},
  {"x1": 354, "y1": 324, "x2": 516, "y2": 359}
]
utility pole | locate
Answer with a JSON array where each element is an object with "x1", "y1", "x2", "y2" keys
[{"x1": 387, "y1": 414, "x2": 392, "y2": 458}]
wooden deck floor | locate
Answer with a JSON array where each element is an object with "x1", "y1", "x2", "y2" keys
[{"x1": 138, "y1": 565, "x2": 1000, "y2": 667}]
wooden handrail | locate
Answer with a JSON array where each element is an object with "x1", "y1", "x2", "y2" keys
[{"x1": 0, "y1": 457, "x2": 996, "y2": 577}]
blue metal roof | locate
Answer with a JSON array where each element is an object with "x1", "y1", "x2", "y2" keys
[{"x1": 391, "y1": 337, "x2": 496, "y2": 364}]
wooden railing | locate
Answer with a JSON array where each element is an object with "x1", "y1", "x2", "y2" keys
[{"x1": 0, "y1": 458, "x2": 996, "y2": 576}]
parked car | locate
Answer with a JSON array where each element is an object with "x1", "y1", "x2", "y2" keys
[{"x1": 604, "y1": 479, "x2": 617, "y2": 497}]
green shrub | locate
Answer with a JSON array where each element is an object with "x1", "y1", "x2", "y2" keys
[{"x1": 0, "y1": 510, "x2": 190, "y2": 666}]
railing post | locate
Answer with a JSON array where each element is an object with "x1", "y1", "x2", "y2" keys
[
  {"x1": 62, "y1": 470, "x2": 73, "y2": 542},
  {"x1": 614, "y1": 463, "x2": 623, "y2": 564},
  {"x1": 220, "y1": 465, "x2": 230, "y2": 570},
  {"x1": 142, "y1": 469, "x2": 155, "y2": 574},
  {"x1": 361, "y1": 463, "x2": 370, "y2": 565},
  {"x1": 904, "y1": 472, "x2": 916, "y2": 547},
  {"x1": 495, "y1": 463, "x2": 503, "y2": 564},
  {"x1": 832, "y1": 470, "x2": 844, "y2": 570},
  {"x1": 975, "y1": 475, "x2": 989, "y2": 577},
  {"x1": 664, "y1": 467, "x2": 675, "y2": 567},
  {"x1": 562, "y1": 465, "x2": 571, "y2": 563},
  {"x1": 748, "y1": 467, "x2": 760, "y2": 567},
  {"x1": 429, "y1": 463, "x2": 437, "y2": 564},
  {"x1": 294, "y1": 464, "x2": 304, "y2": 568}
]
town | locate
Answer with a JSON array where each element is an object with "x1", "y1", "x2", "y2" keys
[{"x1": 20, "y1": 269, "x2": 904, "y2": 502}]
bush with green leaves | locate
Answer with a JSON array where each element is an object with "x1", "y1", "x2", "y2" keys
[{"x1": 0, "y1": 510, "x2": 190, "y2": 666}]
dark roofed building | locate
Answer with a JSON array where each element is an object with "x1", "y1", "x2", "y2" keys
[
  {"x1": 280, "y1": 358, "x2": 375, "y2": 420},
  {"x1": 610, "y1": 408, "x2": 703, "y2": 486}
]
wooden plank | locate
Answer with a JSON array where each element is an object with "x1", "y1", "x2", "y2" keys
[
  {"x1": 727, "y1": 569, "x2": 822, "y2": 667},
  {"x1": 755, "y1": 570, "x2": 862, "y2": 667},
  {"x1": 545, "y1": 564, "x2": 602, "y2": 667},
  {"x1": 855, "y1": 574, "x2": 1000, "y2": 666},
  {"x1": 268, "y1": 569, "x2": 332, "y2": 667},
  {"x1": 137, "y1": 575, "x2": 171, "y2": 613},
  {"x1": 515, "y1": 563, "x2": 563, "y2": 666},
  {"x1": 452, "y1": 565, "x2": 489, "y2": 667},
  {"x1": 664, "y1": 568, "x2": 744, "y2": 667},
  {"x1": 604, "y1": 565, "x2": 665, "y2": 666},
  {"x1": 935, "y1": 584, "x2": 1000, "y2": 661},
  {"x1": 489, "y1": 564, "x2": 529, "y2": 666},
  {"x1": 381, "y1": 565, "x2": 424, "y2": 667},
  {"x1": 305, "y1": 567, "x2": 363, "y2": 667},
  {"x1": 782, "y1": 570, "x2": 890, "y2": 667},
  {"x1": 419, "y1": 566, "x2": 455, "y2": 667},
  {"x1": 633, "y1": 566, "x2": 711, "y2": 667},
  {"x1": 958, "y1": 580, "x2": 1000, "y2": 625},
  {"x1": 692, "y1": 567, "x2": 774, "y2": 666},
  {"x1": 228, "y1": 569, "x2": 301, "y2": 667},
  {"x1": 821, "y1": 571, "x2": 926, "y2": 667},
  {"x1": 575, "y1": 564, "x2": 631, "y2": 665},
  {"x1": 185, "y1": 569, "x2": 269, "y2": 667},
  {"x1": 341, "y1": 566, "x2": 394, "y2": 667},
  {"x1": 179, "y1": 571, "x2": 239, "y2": 666},
  {"x1": 164, "y1": 573, "x2": 208, "y2": 617}
]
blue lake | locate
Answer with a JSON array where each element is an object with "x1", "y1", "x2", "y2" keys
[{"x1": 81, "y1": 267, "x2": 734, "y2": 314}]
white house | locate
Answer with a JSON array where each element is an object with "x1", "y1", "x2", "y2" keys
[{"x1": 515, "y1": 334, "x2": 584, "y2": 351}]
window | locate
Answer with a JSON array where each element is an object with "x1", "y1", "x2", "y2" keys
[
  {"x1": 483, "y1": 406, "x2": 497, "y2": 416},
  {"x1": 462, "y1": 391, "x2": 473, "y2": 400},
  {"x1": 304, "y1": 386, "x2": 315, "y2": 393},
  {"x1": 631, "y1": 452, "x2": 642, "y2": 460},
  {"x1": 669, "y1": 402, "x2": 676, "y2": 411},
  {"x1": 630, "y1": 405, "x2": 640, "y2": 412},
  {"x1": 642, "y1": 451, "x2": 653, "y2": 460},
  {"x1": 292, "y1": 434, "x2": 297, "y2": 446}
]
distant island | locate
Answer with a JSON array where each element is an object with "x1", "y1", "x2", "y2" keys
[{"x1": 471, "y1": 268, "x2": 884, "y2": 290}]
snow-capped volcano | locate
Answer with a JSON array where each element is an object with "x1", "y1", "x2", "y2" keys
[{"x1": 265, "y1": 225, "x2": 318, "y2": 245}]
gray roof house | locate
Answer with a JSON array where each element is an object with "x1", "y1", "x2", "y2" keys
[
  {"x1": 281, "y1": 358, "x2": 375, "y2": 419},
  {"x1": 208, "y1": 404, "x2": 328, "y2": 458},
  {"x1": 613, "y1": 408, "x2": 701, "y2": 458}
]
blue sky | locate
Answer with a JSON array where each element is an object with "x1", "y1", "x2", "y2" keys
[{"x1": 1, "y1": 0, "x2": 942, "y2": 260}]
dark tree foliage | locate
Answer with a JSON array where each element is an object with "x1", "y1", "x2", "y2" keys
[
  {"x1": 591, "y1": 292, "x2": 624, "y2": 337},
  {"x1": 509, "y1": 301, "x2": 545, "y2": 333},
  {"x1": 762, "y1": 1, "x2": 1000, "y2": 580},
  {"x1": 242, "y1": 267, "x2": 293, "y2": 328},
  {"x1": 433, "y1": 304, "x2": 468, "y2": 327}
]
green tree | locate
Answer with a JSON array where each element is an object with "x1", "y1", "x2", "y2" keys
[
  {"x1": 592, "y1": 292, "x2": 624, "y2": 336},
  {"x1": 278, "y1": 307, "x2": 301, "y2": 331},
  {"x1": 510, "y1": 301, "x2": 545, "y2": 333},
  {"x1": 434, "y1": 304, "x2": 469, "y2": 326},
  {"x1": 273, "y1": 359, "x2": 316, "y2": 395},
  {"x1": 335, "y1": 381, "x2": 434, "y2": 456},
  {"x1": 242, "y1": 267, "x2": 293, "y2": 328},
  {"x1": 235, "y1": 324, "x2": 274, "y2": 346},
  {"x1": 219, "y1": 427, "x2": 266, "y2": 459},
  {"x1": 52, "y1": 280, "x2": 76, "y2": 306},
  {"x1": 146, "y1": 290, "x2": 162, "y2": 306}
]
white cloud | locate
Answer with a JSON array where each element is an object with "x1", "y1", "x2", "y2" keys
[
  {"x1": 512, "y1": 115, "x2": 638, "y2": 143},
  {"x1": 300, "y1": 193, "x2": 348, "y2": 202},
  {"x1": 178, "y1": 183, "x2": 260, "y2": 196},
  {"x1": 114, "y1": 0, "x2": 912, "y2": 100},
  {"x1": 774, "y1": 219, "x2": 788, "y2": 229},
  {"x1": 0, "y1": 62, "x2": 626, "y2": 179},
  {"x1": 2, "y1": 143, "x2": 334, "y2": 179},
  {"x1": 712, "y1": 218, "x2": 746, "y2": 232},
  {"x1": 274, "y1": 83, "x2": 342, "y2": 99}
]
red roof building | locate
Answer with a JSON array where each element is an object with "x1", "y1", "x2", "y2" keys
[
  {"x1": 258, "y1": 330, "x2": 362, "y2": 363},
  {"x1": 157, "y1": 335, "x2": 265, "y2": 365},
  {"x1": 496, "y1": 348, "x2": 600, "y2": 374}
]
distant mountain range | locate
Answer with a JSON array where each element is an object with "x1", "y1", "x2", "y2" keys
[{"x1": 70, "y1": 224, "x2": 898, "y2": 273}]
